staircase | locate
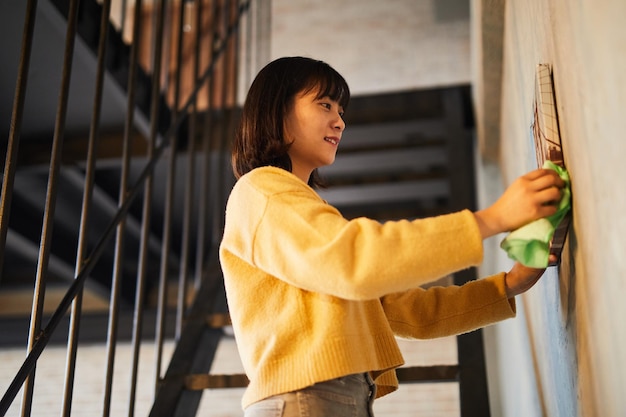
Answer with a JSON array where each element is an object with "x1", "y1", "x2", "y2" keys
[{"x1": 0, "y1": 1, "x2": 490, "y2": 416}]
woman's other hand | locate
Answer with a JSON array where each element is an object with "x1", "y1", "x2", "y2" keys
[{"x1": 503, "y1": 255, "x2": 557, "y2": 298}]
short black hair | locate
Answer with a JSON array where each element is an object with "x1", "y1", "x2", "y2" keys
[{"x1": 232, "y1": 57, "x2": 350, "y2": 187}]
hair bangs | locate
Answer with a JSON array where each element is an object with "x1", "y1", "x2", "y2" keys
[{"x1": 300, "y1": 63, "x2": 350, "y2": 109}]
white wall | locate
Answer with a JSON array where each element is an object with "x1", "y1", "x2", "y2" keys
[{"x1": 269, "y1": 0, "x2": 472, "y2": 96}]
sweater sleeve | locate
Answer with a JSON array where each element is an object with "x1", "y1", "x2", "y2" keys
[
  {"x1": 381, "y1": 273, "x2": 516, "y2": 339},
  {"x1": 221, "y1": 168, "x2": 484, "y2": 300}
]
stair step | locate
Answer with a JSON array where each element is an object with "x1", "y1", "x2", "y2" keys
[
  {"x1": 186, "y1": 373, "x2": 249, "y2": 390},
  {"x1": 395, "y1": 365, "x2": 458, "y2": 383},
  {"x1": 184, "y1": 365, "x2": 459, "y2": 390}
]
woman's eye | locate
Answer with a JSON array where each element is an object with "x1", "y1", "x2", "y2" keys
[{"x1": 320, "y1": 103, "x2": 331, "y2": 110}]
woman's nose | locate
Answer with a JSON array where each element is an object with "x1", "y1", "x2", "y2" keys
[{"x1": 334, "y1": 114, "x2": 345, "y2": 131}]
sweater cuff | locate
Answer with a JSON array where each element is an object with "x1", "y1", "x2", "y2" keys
[{"x1": 491, "y1": 272, "x2": 517, "y2": 316}]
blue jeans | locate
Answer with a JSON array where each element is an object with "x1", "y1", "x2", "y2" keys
[{"x1": 243, "y1": 373, "x2": 377, "y2": 417}]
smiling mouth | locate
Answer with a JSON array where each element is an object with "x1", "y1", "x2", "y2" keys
[{"x1": 324, "y1": 137, "x2": 338, "y2": 145}]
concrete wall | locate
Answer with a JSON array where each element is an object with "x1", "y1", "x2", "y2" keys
[{"x1": 473, "y1": 1, "x2": 626, "y2": 416}]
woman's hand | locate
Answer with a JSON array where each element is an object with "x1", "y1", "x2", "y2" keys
[
  {"x1": 504, "y1": 255, "x2": 556, "y2": 298},
  {"x1": 474, "y1": 169, "x2": 565, "y2": 239}
]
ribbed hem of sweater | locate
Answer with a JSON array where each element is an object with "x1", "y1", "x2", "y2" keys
[{"x1": 241, "y1": 332, "x2": 404, "y2": 408}]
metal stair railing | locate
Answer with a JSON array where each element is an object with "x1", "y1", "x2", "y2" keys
[{"x1": 0, "y1": 0, "x2": 253, "y2": 416}]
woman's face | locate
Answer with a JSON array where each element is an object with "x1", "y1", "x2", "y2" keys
[{"x1": 283, "y1": 88, "x2": 345, "y2": 183}]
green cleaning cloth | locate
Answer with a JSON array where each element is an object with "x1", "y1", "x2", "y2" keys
[{"x1": 500, "y1": 160, "x2": 571, "y2": 268}]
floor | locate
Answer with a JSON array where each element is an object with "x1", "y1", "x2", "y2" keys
[{"x1": 0, "y1": 335, "x2": 460, "y2": 416}]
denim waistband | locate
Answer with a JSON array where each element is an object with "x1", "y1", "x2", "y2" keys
[{"x1": 244, "y1": 373, "x2": 378, "y2": 417}]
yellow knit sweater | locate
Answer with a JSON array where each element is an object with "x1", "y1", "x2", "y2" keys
[{"x1": 219, "y1": 167, "x2": 516, "y2": 408}]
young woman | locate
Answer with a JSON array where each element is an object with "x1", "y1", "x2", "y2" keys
[{"x1": 219, "y1": 56, "x2": 565, "y2": 417}]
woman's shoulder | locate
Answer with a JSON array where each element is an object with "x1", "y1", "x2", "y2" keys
[
  {"x1": 225, "y1": 166, "x2": 326, "y2": 227},
  {"x1": 237, "y1": 166, "x2": 314, "y2": 197}
]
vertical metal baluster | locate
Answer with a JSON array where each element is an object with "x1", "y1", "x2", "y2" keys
[
  {"x1": 102, "y1": 0, "x2": 144, "y2": 415},
  {"x1": 176, "y1": 0, "x2": 202, "y2": 331},
  {"x1": 127, "y1": 0, "x2": 167, "y2": 415},
  {"x1": 20, "y1": 0, "x2": 80, "y2": 415},
  {"x1": 120, "y1": 0, "x2": 128, "y2": 36},
  {"x1": 243, "y1": 0, "x2": 253, "y2": 92},
  {"x1": 61, "y1": 1, "x2": 113, "y2": 416},
  {"x1": 224, "y1": 0, "x2": 242, "y2": 204},
  {"x1": 151, "y1": 142, "x2": 170, "y2": 391},
  {"x1": 0, "y1": 1, "x2": 37, "y2": 415},
  {"x1": 0, "y1": 0, "x2": 38, "y2": 284},
  {"x1": 214, "y1": 0, "x2": 232, "y2": 244},
  {"x1": 214, "y1": 0, "x2": 235, "y2": 247},
  {"x1": 228, "y1": 0, "x2": 241, "y2": 146},
  {"x1": 194, "y1": 0, "x2": 217, "y2": 290},
  {"x1": 154, "y1": 0, "x2": 185, "y2": 393},
  {"x1": 173, "y1": 0, "x2": 190, "y2": 342},
  {"x1": 209, "y1": 0, "x2": 225, "y2": 244},
  {"x1": 259, "y1": 0, "x2": 271, "y2": 68}
]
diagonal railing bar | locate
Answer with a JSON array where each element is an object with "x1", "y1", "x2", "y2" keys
[
  {"x1": 61, "y1": 1, "x2": 113, "y2": 416},
  {"x1": 0, "y1": 0, "x2": 39, "y2": 284}
]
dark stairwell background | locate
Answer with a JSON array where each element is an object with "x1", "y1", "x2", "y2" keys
[{"x1": 0, "y1": 1, "x2": 488, "y2": 416}]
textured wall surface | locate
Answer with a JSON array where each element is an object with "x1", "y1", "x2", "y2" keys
[
  {"x1": 270, "y1": 0, "x2": 471, "y2": 96},
  {"x1": 470, "y1": 0, "x2": 504, "y2": 161},
  {"x1": 474, "y1": 1, "x2": 626, "y2": 416}
]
